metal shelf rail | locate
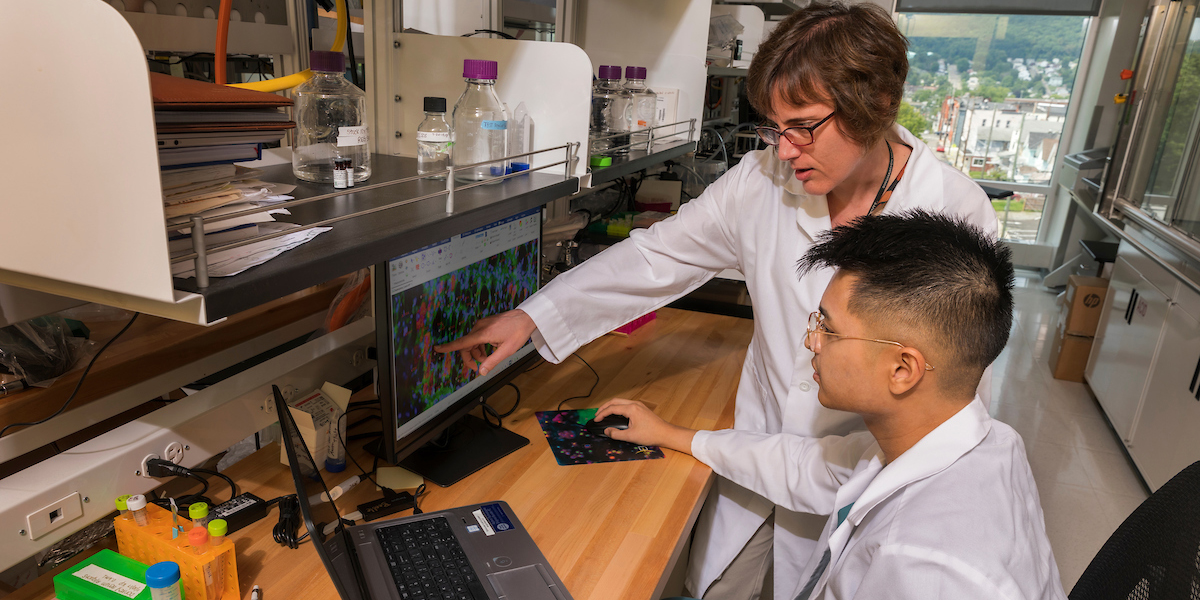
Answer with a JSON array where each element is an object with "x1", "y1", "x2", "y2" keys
[{"x1": 587, "y1": 119, "x2": 698, "y2": 186}]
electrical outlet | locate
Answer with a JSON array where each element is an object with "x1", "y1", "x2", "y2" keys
[
  {"x1": 25, "y1": 492, "x2": 83, "y2": 540},
  {"x1": 262, "y1": 384, "x2": 298, "y2": 414},
  {"x1": 139, "y1": 453, "x2": 160, "y2": 477},
  {"x1": 164, "y1": 442, "x2": 185, "y2": 464}
]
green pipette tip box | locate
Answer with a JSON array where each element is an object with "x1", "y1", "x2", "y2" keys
[{"x1": 54, "y1": 549, "x2": 153, "y2": 600}]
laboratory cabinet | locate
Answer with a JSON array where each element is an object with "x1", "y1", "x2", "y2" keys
[
  {"x1": 1085, "y1": 252, "x2": 1171, "y2": 442},
  {"x1": 1127, "y1": 294, "x2": 1200, "y2": 489}
]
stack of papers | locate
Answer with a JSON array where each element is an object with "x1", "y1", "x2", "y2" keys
[{"x1": 150, "y1": 74, "x2": 332, "y2": 279}]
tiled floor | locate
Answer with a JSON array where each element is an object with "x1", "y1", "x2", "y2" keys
[{"x1": 993, "y1": 271, "x2": 1150, "y2": 591}]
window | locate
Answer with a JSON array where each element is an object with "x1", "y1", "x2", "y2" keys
[{"x1": 898, "y1": 12, "x2": 1090, "y2": 242}]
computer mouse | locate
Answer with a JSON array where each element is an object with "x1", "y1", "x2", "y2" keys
[{"x1": 584, "y1": 415, "x2": 630, "y2": 437}]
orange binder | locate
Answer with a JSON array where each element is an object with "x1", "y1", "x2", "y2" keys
[{"x1": 150, "y1": 72, "x2": 293, "y2": 110}]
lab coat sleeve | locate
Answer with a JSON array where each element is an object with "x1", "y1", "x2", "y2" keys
[
  {"x1": 691, "y1": 428, "x2": 877, "y2": 516},
  {"x1": 518, "y1": 164, "x2": 746, "y2": 363},
  {"x1": 851, "y1": 544, "x2": 1011, "y2": 600}
]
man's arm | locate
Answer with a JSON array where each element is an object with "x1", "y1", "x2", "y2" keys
[{"x1": 596, "y1": 399, "x2": 875, "y2": 516}]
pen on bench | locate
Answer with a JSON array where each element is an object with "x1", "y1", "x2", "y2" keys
[
  {"x1": 308, "y1": 475, "x2": 361, "y2": 505},
  {"x1": 251, "y1": 584, "x2": 261, "y2": 600}
]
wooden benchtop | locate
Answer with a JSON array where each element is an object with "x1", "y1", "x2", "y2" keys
[{"x1": 7, "y1": 307, "x2": 753, "y2": 600}]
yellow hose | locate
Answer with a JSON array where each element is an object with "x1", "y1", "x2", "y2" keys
[
  {"x1": 330, "y1": 0, "x2": 347, "y2": 53},
  {"x1": 226, "y1": 0, "x2": 347, "y2": 92}
]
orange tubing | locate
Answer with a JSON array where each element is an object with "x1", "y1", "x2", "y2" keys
[{"x1": 215, "y1": 0, "x2": 232, "y2": 84}]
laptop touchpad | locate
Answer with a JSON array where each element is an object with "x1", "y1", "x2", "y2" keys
[{"x1": 486, "y1": 564, "x2": 565, "y2": 600}]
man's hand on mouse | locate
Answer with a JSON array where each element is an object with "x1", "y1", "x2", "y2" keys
[{"x1": 595, "y1": 398, "x2": 697, "y2": 454}]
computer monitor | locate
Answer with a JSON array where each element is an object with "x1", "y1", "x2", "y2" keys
[{"x1": 374, "y1": 206, "x2": 542, "y2": 486}]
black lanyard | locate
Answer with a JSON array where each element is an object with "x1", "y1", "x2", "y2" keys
[{"x1": 866, "y1": 140, "x2": 894, "y2": 217}]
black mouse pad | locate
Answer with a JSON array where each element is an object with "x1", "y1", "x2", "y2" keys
[{"x1": 534, "y1": 408, "x2": 666, "y2": 466}]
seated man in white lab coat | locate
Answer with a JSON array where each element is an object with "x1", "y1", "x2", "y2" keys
[{"x1": 596, "y1": 210, "x2": 1066, "y2": 600}]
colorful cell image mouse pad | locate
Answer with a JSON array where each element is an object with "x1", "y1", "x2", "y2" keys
[{"x1": 535, "y1": 408, "x2": 665, "y2": 466}]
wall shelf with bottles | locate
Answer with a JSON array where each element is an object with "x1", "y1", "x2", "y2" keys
[
  {"x1": 1, "y1": 1, "x2": 593, "y2": 326},
  {"x1": 172, "y1": 150, "x2": 579, "y2": 321}
]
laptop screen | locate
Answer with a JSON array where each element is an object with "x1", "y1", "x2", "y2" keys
[{"x1": 274, "y1": 385, "x2": 370, "y2": 600}]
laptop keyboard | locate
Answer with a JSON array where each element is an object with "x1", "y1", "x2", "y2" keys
[{"x1": 377, "y1": 517, "x2": 490, "y2": 600}]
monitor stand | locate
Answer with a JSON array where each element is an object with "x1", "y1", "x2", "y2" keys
[{"x1": 374, "y1": 415, "x2": 529, "y2": 487}]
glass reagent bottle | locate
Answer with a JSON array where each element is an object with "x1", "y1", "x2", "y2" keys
[
  {"x1": 293, "y1": 50, "x2": 372, "y2": 184},
  {"x1": 452, "y1": 59, "x2": 508, "y2": 184},
  {"x1": 624, "y1": 66, "x2": 657, "y2": 152},
  {"x1": 417, "y1": 96, "x2": 452, "y2": 180}
]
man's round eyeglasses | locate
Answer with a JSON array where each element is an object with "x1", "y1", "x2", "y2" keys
[
  {"x1": 755, "y1": 111, "x2": 836, "y2": 147},
  {"x1": 805, "y1": 311, "x2": 935, "y2": 371}
]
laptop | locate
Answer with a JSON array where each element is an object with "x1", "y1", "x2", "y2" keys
[{"x1": 274, "y1": 387, "x2": 573, "y2": 600}]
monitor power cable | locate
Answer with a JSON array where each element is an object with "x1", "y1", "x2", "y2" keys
[{"x1": 0, "y1": 312, "x2": 140, "y2": 438}]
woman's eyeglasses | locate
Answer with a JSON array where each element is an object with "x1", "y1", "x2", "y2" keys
[{"x1": 755, "y1": 111, "x2": 836, "y2": 147}]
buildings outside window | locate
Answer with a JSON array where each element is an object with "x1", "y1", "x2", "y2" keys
[{"x1": 898, "y1": 12, "x2": 1089, "y2": 243}]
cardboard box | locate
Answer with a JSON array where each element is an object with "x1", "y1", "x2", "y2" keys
[
  {"x1": 1048, "y1": 321, "x2": 1094, "y2": 382},
  {"x1": 280, "y1": 382, "x2": 351, "y2": 471},
  {"x1": 1062, "y1": 275, "x2": 1108, "y2": 336}
]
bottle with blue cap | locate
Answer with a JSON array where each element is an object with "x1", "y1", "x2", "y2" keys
[{"x1": 145, "y1": 561, "x2": 184, "y2": 600}]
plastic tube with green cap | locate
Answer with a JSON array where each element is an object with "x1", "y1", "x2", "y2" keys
[
  {"x1": 189, "y1": 502, "x2": 209, "y2": 530},
  {"x1": 115, "y1": 494, "x2": 132, "y2": 515},
  {"x1": 207, "y1": 519, "x2": 228, "y2": 547}
]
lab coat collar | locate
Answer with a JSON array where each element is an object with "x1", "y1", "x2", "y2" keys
[
  {"x1": 782, "y1": 124, "x2": 933, "y2": 237},
  {"x1": 844, "y1": 396, "x2": 991, "y2": 527},
  {"x1": 886, "y1": 124, "x2": 946, "y2": 213},
  {"x1": 774, "y1": 150, "x2": 831, "y2": 240}
]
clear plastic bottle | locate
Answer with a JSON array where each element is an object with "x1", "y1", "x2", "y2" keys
[
  {"x1": 624, "y1": 66, "x2": 657, "y2": 152},
  {"x1": 127, "y1": 494, "x2": 149, "y2": 526},
  {"x1": 452, "y1": 59, "x2": 508, "y2": 184},
  {"x1": 417, "y1": 97, "x2": 452, "y2": 180},
  {"x1": 293, "y1": 50, "x2": 371, "y2": 184},
  {"x1": 590, "y1": 65, "x2": 633, "y2": 156},
  {"x1": 145, "y1": 562, "x2": 184, "y2": 600},
  {"x1": 189, "y1": 502, "x2": 209, "y2": 530}
]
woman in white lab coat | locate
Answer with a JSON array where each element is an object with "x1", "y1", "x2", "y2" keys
[{"x1": 436, "y1": 2, "x2": 998, "y2": 598}]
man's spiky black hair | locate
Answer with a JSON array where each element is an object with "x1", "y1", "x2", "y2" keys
[{"x1": 798, "y1": 209, "x2": 1014, "y2": 394}]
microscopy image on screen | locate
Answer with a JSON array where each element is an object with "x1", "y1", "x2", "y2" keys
[{"x1": 389, "y1": 239, "x2": 538, "y2": 426}]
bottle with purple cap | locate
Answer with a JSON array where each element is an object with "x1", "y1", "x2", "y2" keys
[
  {"x1": 624, "y1": 66, "x2": 657, "y2": 151},
  {"x1": 292, "y1": 50, "x2": 372, "y2": 184},
  {"x1": 452, "y1": 59, "x2": 508, "y2": 183},
  {"x1": 590, "y1": 65, "x2": 632, "y2": 157}
]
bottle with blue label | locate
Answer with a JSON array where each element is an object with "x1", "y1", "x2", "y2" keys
[{"x1": 452, "y1": 59, "x2": 508, "y2": 183}]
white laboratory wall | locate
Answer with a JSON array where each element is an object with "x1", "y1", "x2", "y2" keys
[
  {"x1": 576, "y1": 0, "x2": 711, "y2": 131},
  {"x1": 401, "y1": 0, "x2": 490, "y2": 35}
]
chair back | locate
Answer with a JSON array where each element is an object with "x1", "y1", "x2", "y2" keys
[{"x1": 1069, "y1": 460, "x2": 1200, "y2": 600}]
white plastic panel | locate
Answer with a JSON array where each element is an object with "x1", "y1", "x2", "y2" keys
[
  {"x1": 401, "y1": 0, "x2": 489, "y2": 36},
  {"x1": 387, "y1": 33, "x2": 592, "y2": 177},
  {"x1": 0, "y1": 0, "x2": 213, "y2": 323},
  {"x1": 577, "y1": 0, "x2": 711, "y2": 133}
]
